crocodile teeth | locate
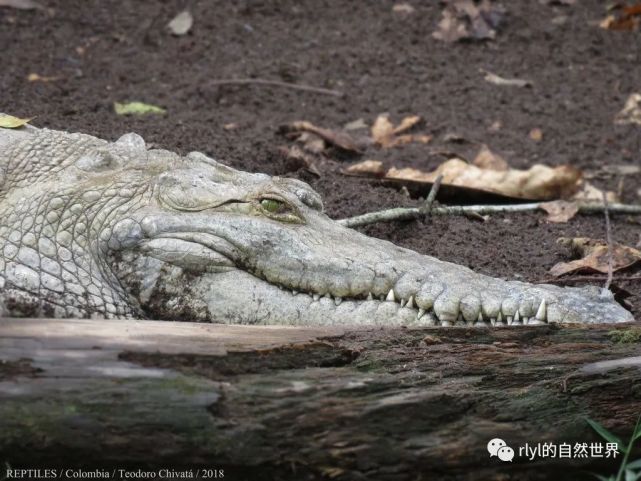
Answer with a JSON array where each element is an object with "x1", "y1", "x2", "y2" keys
[
  {"x1": 417, "y1": 308, "x2": 426, "y2": 320},
  {"x1": 513, "y1": 311, "x2": 522, "y2": 325},
  {"x1": 323, "y1": 294, "x2": 332, "y2": 301},
  {"x1": 497, "y1": 312, "x2": 503, "y2": 324},
  {"x1": 367, "y1": 292, "x2": 374, "y2": 301},
  {"x1": 406, "y1": 296, "x2": 414, "y2": 309},
  {"x1": 441, "y1": 320, "x2": 452, "y2": 327},
  {"x1": 313, "y1": 294, "x2": 320, "y2": 301},
  {"x1": 386, "y1": 289, "x2": 396, "y2": 302},
  {"x1": 400, "y1": 299, "x2": 407, "y2": 308},
  {"x1": 334, "y1": 297, "x2": 342, "y2": 306},
  {"x1": 506, "y1": 315, "x2": 513, "y2": 325},
  {"x1": 292, "y1": 290, "x2": 298, "y2": 295},
  {"x1": 535, "y1": 299, "x2": 547, "y2": 321}
]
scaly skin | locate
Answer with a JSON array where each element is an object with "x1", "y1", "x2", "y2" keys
[{"x1": 0, "y1": 125, "x2": 634, "y2": 326}]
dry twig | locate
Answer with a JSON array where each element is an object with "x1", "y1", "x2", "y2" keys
[
  {"x1": 207, "y1": 78, "x2": 344, "y2": 97},
  {"x1": 536, "y1": 275, "x2": 641, "y2": 285},
  {"x1": 418, "y1": 174, "x2": 443, "y2": 218},
  {"x1": 602, "y1": 191, "x2": 615, "y2": 291},
  {"x1": 338, "y1": 202, "x2": 641, "y2": 228}
]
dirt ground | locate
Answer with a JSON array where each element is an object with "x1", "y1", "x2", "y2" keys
[{"x1": 2, "y1": 0, "x2": 640, "y2": 319}]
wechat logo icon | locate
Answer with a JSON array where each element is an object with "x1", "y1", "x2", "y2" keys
[{"x1": 488, "y1": 438, "x2": 515, "y2": 462}]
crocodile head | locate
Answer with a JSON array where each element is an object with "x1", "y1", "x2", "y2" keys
[{"x1": 0, "y1": 127, "x2": 634, "y2": 325}]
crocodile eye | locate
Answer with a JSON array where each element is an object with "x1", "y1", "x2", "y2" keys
[
  {"x1": 258, "y1": 197, "x2": 301, "y2": 223},
  {"x1": 260, "y1": 198, "x2": 284, "y2": 213}
]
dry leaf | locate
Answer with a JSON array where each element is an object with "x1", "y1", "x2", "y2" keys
[
  {"x1": 550, "y1": 237, "x2": 641, "y2": 277},
  {"x1": 371, "y1": 114, "x2": 431, "y2": 148},
  {"x1": 529, "y1": 128, "x2": 543, "y2": 141},
  {"x1": 600, "y1": 4, "x2": 641, "y2": 31},
  {"x1": 345, "y1": 160, "x2": 386, "y2": 177},
  {"x1": 540, "y1": 200, "x2": 579, "y2": 223},
  {"x1": 279, "y1": 145, "x2": 321, "y2": 177},
  {"x1": 488, "y1": 120, "x2": 502, "y2": 132},
  {"x1": 297, "y1": 132, "x2": 327, "y2": 154},
  {"x1": 392, "y1": 3, "x2": 415, "y2": 14},
  {"x1": 281, "y1": 121, "x2": 365, "y2": 153},
  {"x1": 472, "y1": 144, "x2": 508, "y2": 170},
  {"x1": 570, "y1": 182, "x2": 619, "y2": 203},
  {"x1": 113, "y1": 101, "x2": 166, "y2": 116},
  {"x1": 343, "y1": 118, "x2": 368, "y2": 131},
  {"x1": 614, "y1": 93, "x2": 641, "y2": 126},
  {"x1": 385, "y1": 159, "x2": 581, "y2": 200},
  {"x1": 27, "y1": 73, "x2": 62, "y2": 83},
  {"x1": 168, "y1": 10, "x2": 193, "y2": 36},
  {"x1": 433, "y1": 0, "x2": 505, "y2": 43},
  {"x1": 0, "y1": 0, "x2": 43, "y2": 9},
  {"x1": 0, "y1": 113, "x2": 34, "y2": 129},
  {"x1": 481, "y1": 69, "x2": 532, "y2": 88}
]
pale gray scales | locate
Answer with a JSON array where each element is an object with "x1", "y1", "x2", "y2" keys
[{"x1": 0, "y1": 125, "x2": 633, "y2": 326}]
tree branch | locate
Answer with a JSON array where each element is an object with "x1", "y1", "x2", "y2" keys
[{"x1": 337, "y1": 202, "x2": 641, "y2": 228}]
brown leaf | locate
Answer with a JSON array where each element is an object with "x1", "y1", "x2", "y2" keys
[
  {"x1": 371, "y1": 114, "x2": 431, "y2": 148},
  {"x1": 281, "y1": 121, "x2": 365, "y2": 153},
  {"x1": 392, "y1": 3, "x2": 415, "y2": 14},
  {"x1": 385, "y1": 159, "x2": 581, "y2": 200},
  {"x1": 345, "y1": 160, "x2": 386, "y2": 177},
  {"x1": 393, "y1": 115, "x2": 422, "y2": 134},
  {"x1": 481, "y1": 69, "x2": 532, "y2": 88},
  {"x1": 472, "y1": 144, "x2": 508, "y2": 171},
  {"x1": 614, "y1": 93, "x2": 641, "y2": 126},
  {"x1": 540, "y1": 200, "x2": 579, "y2": 223},
  {"x1": 27, "y1": 73, "x2": 62, "y2": 83},
  {"x1": 279, "y1": 145, "x2": 321, "y2": 177},
  {"x1": 550, "y1": 237, "x2": 641, "y2": 277},
  {"x1": 570, "y1": 182, "x2": 619, "y2": 203},
  {"x1": 343, "y1": 118, "x2": 368, "y2": 131},
  {"x1": 432, "y1": 0, "x2": 505, "y2": 43},
  {"x1": 600, "y1": 3, "x2": 641, "y2": 31},
  {"x1": 529, "y1": 128, "x2": 543, "y2": 141},
  {"x1": 371, "y1": 115, "x2": 395, "y2": 146}
]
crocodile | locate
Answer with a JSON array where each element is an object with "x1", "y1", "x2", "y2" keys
[{"x1": 0, "y1": 124, "x2": 634, "y2": 326}]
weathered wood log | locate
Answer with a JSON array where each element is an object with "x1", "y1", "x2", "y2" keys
[{"x1": 1, "y1": 318, "x2": 640, "y2": 480}]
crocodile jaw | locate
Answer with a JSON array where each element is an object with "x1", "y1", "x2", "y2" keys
[{"x1": 112, "y1": 221, "x2": 634, "y2": 326}]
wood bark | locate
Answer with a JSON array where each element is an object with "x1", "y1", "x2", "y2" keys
[{"x1": 1, "y1": 318, "x2": 640, "y2": 480}]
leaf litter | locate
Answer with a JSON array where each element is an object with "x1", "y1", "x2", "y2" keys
[
  {"x1": 550, "y1": 238, "x2": 641, "y2": 277},
  {"x1": 280, "y1": 114, "x2": 431, "y2": 154},
  {"x1": 167, "y1": 10, "x2": 193, "y2": 36},
  {"x1": 433, "y1": 0, "x2": 505, "y2": 43},
  {"x1": 0, "y1": 113, "x2": 34, "y2": 129},
  {"x1": 113, "y1": 102, "x2": 166, "y2": 116}
]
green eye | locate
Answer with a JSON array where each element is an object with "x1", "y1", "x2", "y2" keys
[
  {"x1": 260, "y1": 198, "x2": 284, "y2": 213},
  {"x1": 258, "y1": 197, "x2": 302, "y2": 223}
]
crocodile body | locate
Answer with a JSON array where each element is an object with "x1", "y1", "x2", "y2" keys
[{"x1": 0, "y1": 125, "x2": 634, "y2": 326}]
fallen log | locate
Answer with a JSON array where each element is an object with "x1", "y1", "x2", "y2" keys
[{"x1": 1, "y1": 318, "x2": 640, "y2": 480}]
